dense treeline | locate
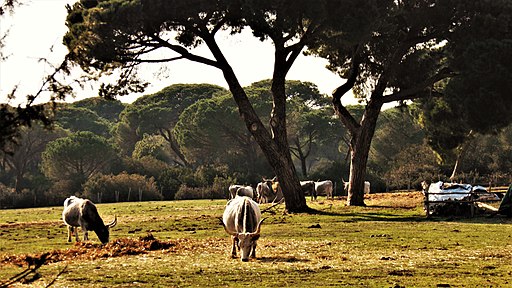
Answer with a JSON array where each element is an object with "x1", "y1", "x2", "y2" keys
[{"x1": 1, "y1": 82, "x2": 512, "y2": 208}]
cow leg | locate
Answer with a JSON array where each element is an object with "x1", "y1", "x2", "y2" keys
[
  {"x1": 73, "y1": 227, "x2": 80, "y2": 242},
  {"x1": 67, "y1": 226, "x2": 73, "y2": 242},
  {"x1": 231, "y1": 236, "x2": 238, "y2": 258},
  {"x1": 83, "y1": 228, "x2": 89, "y2": 241}
]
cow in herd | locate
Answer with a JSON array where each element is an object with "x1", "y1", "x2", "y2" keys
[
  {"x1": 343, "y1": 180, "x2": 371, "y2": 195},
  {"x1": 62, "y1": 196, "x2": 117, "y2": 245},
  {"x1": 228, "y1": 184, "x2": 254, "y2": 199},
  {"x1": 60, "y1": 177, "x2": 354, "y2": 261},
  {"x1": 221, "y1": 196, "x2": 265, "y2": 261},
  {"x1": 252, "y1": 178, "x2": 334, "y2": 203}
]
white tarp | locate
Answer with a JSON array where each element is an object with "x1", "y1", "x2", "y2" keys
[
  {"x1": 427, "y1": 181, "x2": 500, "y2": 202},
  {"x1": 427, "y1": 181, "x2": 472, "y2": 202}
]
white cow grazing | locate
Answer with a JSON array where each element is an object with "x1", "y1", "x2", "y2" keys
[
  {"x1": 62, "y1": 196, "x2": 117, "y2": 244},
  {"x1": 314, "y1": 180, "x2": 334, "y2": 200},
  {"x1": 221, "y1": 196, "x2": 265, "y2": 262},
  {"x1": 228, "y1": 184, "x2": 254, "y2": 199}
]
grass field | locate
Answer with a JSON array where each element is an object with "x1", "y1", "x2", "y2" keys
[{"x1": 2, "y1": 192, "x2": 512, "y2": 287}]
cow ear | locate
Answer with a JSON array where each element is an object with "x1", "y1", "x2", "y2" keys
[{"x1": 251, "y1": 234, "x2": 260, "y2": 241}]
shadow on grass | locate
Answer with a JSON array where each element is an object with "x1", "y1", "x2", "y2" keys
[
  {"x1": 301, "y1": 205, "x2": 511, "y2": 224},
  {"x1": 257, "y1": 256, "x2": 310, "y2": 263},
  {"x1": 302, "y1": 206, "x2": 427, "y2": 223}
]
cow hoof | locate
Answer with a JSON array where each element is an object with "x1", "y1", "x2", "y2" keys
[{"x1": 241, "y1": 258, "x2": 249, "y2": 262}]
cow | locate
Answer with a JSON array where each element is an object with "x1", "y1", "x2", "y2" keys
[
  {"x1": 342, "y1": 180, "x2": 371, "y2": 194},
  {"x1": 62, "y1": 196, "x2": 117, "y2": 245},
  {"x1": 300, "y1": 180, "x2": 316, "y2": 201},
  {"x1": 221, "y1": 196, "x2": 265, "y2": 262},
  {"x1": 228, "y1": 184, "x2": 254, "y2": 200},
  {"x1": 269, "y1": 177, "x2": 284, "y2": 202},
  {"x1": 364, "y1": 181, "x2": 371, "y2": 194},
  {"x1": 256, "y1": 181, "x2": 274, "y2": 204},
  {"x1": 314, "y1": 180, "x2": 334, "y2": 200}
]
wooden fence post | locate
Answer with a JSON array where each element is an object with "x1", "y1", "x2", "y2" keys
[{"x1": 425, "y1": 189, "x2": 430, "y2": 218}]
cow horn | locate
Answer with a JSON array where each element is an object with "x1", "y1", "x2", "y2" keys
[
  {"x1": 219, "y1": 217, "x2": 237, "y2": 236},
  {"x1": 107, "y1": 215, "x2": 117, "y2": 228},
  {"x1": 254, "y1": 218, "x2": 266, "y2": 235}
]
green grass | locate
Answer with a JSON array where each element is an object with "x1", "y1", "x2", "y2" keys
[{"x1": 2, "y1": 193, "x2": 512, "y2": 287}]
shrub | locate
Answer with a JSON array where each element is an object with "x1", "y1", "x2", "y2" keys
[
  {"x1": 212, "y1": 175, "x2": 236, "y2": 200},
  {"x1": 158, "y1": 167, "x2": 198, "y2": 200},
  {"x1": 83, "y1": 173, "x2": 162, "y2": 203},
  {"x1": 174, "y1": 183, "x2": 226, "y2": 200}
]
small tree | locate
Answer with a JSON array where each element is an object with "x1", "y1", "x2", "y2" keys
[{"x1": 41, "y1": 131, "x2": 118, "y2": 192}]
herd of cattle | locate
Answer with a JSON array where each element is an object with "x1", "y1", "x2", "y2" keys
[
  {"x1": 229, "y1": 178, "x2": 336, "y2": 204},
  {"x1": 61, "y1": 178, "x2": 370, "y2": 261}
]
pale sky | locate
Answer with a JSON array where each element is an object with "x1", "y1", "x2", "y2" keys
[{"x1": 0, "y1": 0, "x2": 355, "y2": 106}]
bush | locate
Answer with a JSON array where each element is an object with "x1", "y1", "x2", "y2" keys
[
  {"x1": 83, "y1": 173, "x2": 162, "y2": 203},
  {"x1": 212, "y1": 175, "x2": 236, "y2": 200},
  {"x1": 158, "y1": 167, "x2": 198, "y2": 200},
  {"x1": 174, "y1": 183, "x2": 226, "y2": 200}
]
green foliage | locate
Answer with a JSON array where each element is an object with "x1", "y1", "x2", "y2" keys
[
  {"x1": 0, "y1": 104, "x2": 52, "y2": 153},
  {"x1": 41, "y1": 131, "x2": 118, "y2": 189},
  {"x1": 174, "y1": 185, "x2": 225, "y2": 200},
  {"x1": 54, "y1": 106, "x2": 112, "y2": 137},
  {"x1": 371, "y1": 107, "x2": 426, "y2": 171},
  {"x1": 157, "y1": 166, "x2": 198, "y2": 200},
  {"x1": 385, "y1": 143, "x2": 440, "y2": 190},
  {"x1": 114, "y1": 84, "x2": 226, "y2": 162},
  {"x1": 174, "y1": 92, "x2": 266, "y2": 174},
  {"x1": 132, "y1": 134, "x2": 171, "y2": 162},
  {"x1": 0, "y1": 124, "x2": 67, "y2": 191},
  {"x1": 72, "y1": 97, "x2": 126, "y2": 122},
  {"x1": 82, "y1": 172, "x2": 162, "y2": 203}
]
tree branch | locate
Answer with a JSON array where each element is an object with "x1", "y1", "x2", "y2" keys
[
  {"x1": 382, "y1": 67, "x2": 457, "y2": 103},
  {"x1": 332, "y1": 46, "x2": 362, "y2": 135},
  {"x1": 149, "y1": 34, "x2": 220, "y2": 68}
]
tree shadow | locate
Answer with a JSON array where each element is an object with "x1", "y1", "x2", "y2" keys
[
  {"x1": 300, "y1": 205, "x2": 512, "y2": 224},
  {"x1": 302, "y1": 206, "x2": 427, "y2": 223},
  {"x1": 257, "y1": 256, "x2": 310, "y2": 263}
]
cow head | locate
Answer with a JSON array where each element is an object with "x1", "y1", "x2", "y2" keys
[
  {"x1": 96, "y1": 215, "x2": 117, "y2": 244},
  {"x1": 237, "y1": 218, "x2": 265, "y2": 262},
  {"x1": 222, "y1": 218, "x2": 266, "y2": 262}
]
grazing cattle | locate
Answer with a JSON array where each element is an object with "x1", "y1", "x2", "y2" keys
[
  {"x1": 314, "y1": 180, "x2": 334, "y2": 200},
  {"x1": 228, "y1": 184, "x2": 254, "y2": 199},
  {"x1": 256, "y1": 181, "x2": 274, "y2": 204},
  {"x1": 258, "y1": 177, "x2": 284, "y2": 203},
  {"x1": 62, "y1": 196, "x2": 117, "y2": 245},
  {"x1": 342, "y1": 180, "x2": 371, "y2": 194},
  {"x1": 221, "y1": 196, "x2": 265, "y2": 261},
  {"x1": 300, "y1": 181, "x2": 316, "y2": 201}
]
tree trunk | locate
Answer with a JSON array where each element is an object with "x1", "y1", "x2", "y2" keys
[
  {"x1": 203, "y1": 34, "x2": 308, "y2": 212},
  {"x1": 293, "y1": 137, "x2": 308, "y2": 178},
  {"x1": 449, "y1": 130, "x2": 474, "y2": 182},
  {"x1": 346, "y1": 100, "x2": 382, "y2": 206},
  {"x1": 219, "y1": 66, "x2": 308, "y2": 212}
]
